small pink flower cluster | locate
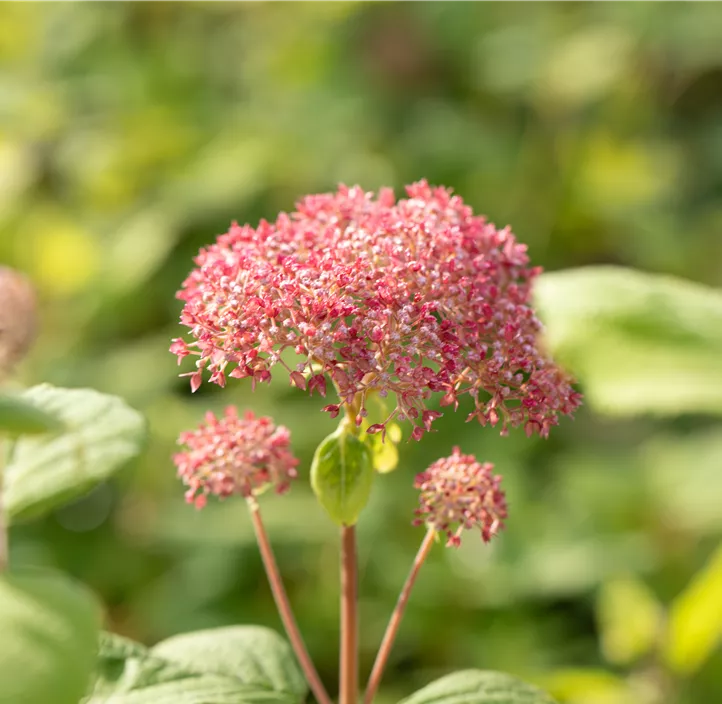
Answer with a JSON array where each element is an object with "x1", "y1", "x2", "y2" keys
[
  {"x1": 414, "y1": 447, "x2": 507, "y2": 547},
  {"x1": 171, "y1": 181, "x2": 580, "y2": 440},
  {"x1": 173, "y1": 407, "x2": 298, "y2": 508}
]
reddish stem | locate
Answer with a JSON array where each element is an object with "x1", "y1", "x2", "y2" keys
[
  {"x1": 0, "y1": 441, "x2": 7, "y2": 572},
  {"x1": 249, "y1": 501, "x2": 332, "y2": 704},
  {"x1": 340, "y1": 524, "x2": 359, "y2": 704},
  {"x1": 363, "y1": 528, "x2": 436, "y2": 704},
  {"x1": 0, "y1": 480, "x2": 7, "y2": 572}
]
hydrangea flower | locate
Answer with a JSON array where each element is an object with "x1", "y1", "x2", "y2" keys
[
  {"x1": 413, "y1": 447, "x2": 507, "y2": 547},
  {"x1": 173, "y1": 407, "x2": 298, "y2": 508},
  {"x1": 171, "y1": 181, "x2": 581, "y2": 439}
]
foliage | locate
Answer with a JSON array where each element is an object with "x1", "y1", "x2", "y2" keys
[
  {"x1": 87, "y1": 627, "x2": 307, "y2": 704},
  {"x1": 2, "y1": 3, "x2": 722, "y2": 704},
  {"x1": 535, "y1": 266, "x2": 722, "y2": 417},
  {"x1": 398, "y1": 671, "x2": 557, "y2": 704},
  {"x1": 0, "y1": 569, "x2": 101, "y2": 704},
  {"x1": 0, "y1": 385, "x2": 143, "y2": 703},
  {"x1": 4, "y1": 385, "x2": 146, "y2": 521}
]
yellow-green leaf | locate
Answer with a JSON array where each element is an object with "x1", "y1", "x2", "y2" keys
[
  {"x1": 542, "y1": 668, "x2": 631, "y2": 704},
  {"x1": 664, "y1": 543, "x2": 722, "y2": 675},
  {"x1": 596, "y1": 577, "x2": 662, "y2": 666},
  {"x1": 364, "y1": 422, "x2": 402, "y2": 474}
]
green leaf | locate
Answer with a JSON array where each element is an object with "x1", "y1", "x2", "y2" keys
[
  {"x1": 541, "y1": 668, "x2": 629, "y2": 703},
  {"x1": 0, "y1": 393, "x2": 64, "y2": 436},
  {"x1": 399, "y1": 670, "x2": 557, "y2": 704},
  {"x1": 310, "y1": 426, "x2": 374, "y2": 525},
  {"x1": 0, "y1": 569, "x2": 101, "y2": 704},
  {"x1": 535, "y1": 266, "x2": 722, "y2": 416},
  {"x1": 664, "y1": 543, "x2": 722, "y2": 676},
  {"x1": 3, "y1": 384, "x2": 147, "y2": 522},
  {"x1": 596, "y1": 576, "x2": 662, "y2": 665},
  {"x1": 87, "y1": 626, "x2": 307, "y2": 704},
  {"x1": 151, "y1": 626, "x2": 307, "y2": 699}
]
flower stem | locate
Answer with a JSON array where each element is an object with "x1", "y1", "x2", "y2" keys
[
  {"x1": 0, "y1": 441, "x2": 7, "y2": 572},
  {"x1": 363, "y1": 528, "x2": 436, "y2": 704},
  {"x1": 340, "y1": 524, "x2": 359, "y2": 704},
  {"x1": 248, "y1": 500, "x2": 332, "y2": 704}
]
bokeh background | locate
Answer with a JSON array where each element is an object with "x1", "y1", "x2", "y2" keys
[{"x1": 3, "y1": 3, "x2": 722, "y2": 704}]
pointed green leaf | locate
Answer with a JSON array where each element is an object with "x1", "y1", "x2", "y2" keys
[
  {"x1": 0, "y1": 569, "x2": 101, "y2": 704},
  {"x1": 664, "y1": 543, "x2": 722, "y2": 675},
  {"x1": 0, "y1": 393, "x2": 64, "y2": 436},
  {"x1": 4, "y1": 384, "x2": 146, "y2": 522},
  {"x1": 535, "y1": 266, "x2": 722, "y2": 417},
  {"x1": 399, "y1": 670, "x2": 557, "y2": 704},
  {"x1": 87, "y1": 626, "x2": 307, "y2": 704},
  {"x1": 310, "y1": 427, "x2": 374, "y2": 525}
]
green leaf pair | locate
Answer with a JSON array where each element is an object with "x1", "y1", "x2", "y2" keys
[{"x1": 89, "y1": 632, "x2": 556, "y2": 704}]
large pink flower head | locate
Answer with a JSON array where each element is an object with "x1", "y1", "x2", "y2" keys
[
  {"x1": 171, "y1": 181, "x2": 581, "y2": 440},
  {"x1": 413, "y1": 447, "x2": 507, "y2": 547},
  {"x1": 173, "y1": 407, "x2": 299, "y2": 508}
]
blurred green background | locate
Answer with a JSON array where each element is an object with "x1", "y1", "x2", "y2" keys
[{"x1": 2, "y1": 3, "x2": 722, "y2": 704}]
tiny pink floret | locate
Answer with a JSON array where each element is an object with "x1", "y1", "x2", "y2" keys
[
  {"x1": 413, "y1": 447, "x2": 508, "y2": 547},
  {"x1": 171, "y1": 181, "x2": 581, "y2": 439},
  {"x1": 173, "y1": 407, "x2": 299, "y2": 507}
]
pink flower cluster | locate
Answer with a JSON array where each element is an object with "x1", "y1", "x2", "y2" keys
[
  {"x1": 173, "y1": 407, "x2": 298, "y2": 508},
  {"x1": 172, "y1": 181, "x2": 581, "y2": 440},
  {"x1": 414, "y1": 447, "x2": 507, "y2": 547}
]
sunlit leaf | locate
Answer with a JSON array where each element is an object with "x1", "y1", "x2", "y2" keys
[
  {"x1": 535, "y1": 266, "x2": 722, "y2": 417},
  {"x1": 664, "y1": 543, "x2": 722, "y2": 675},
  {"x1": 542, "y1": 668, "x2": 631, "y2": 704},
  {"x1": 363, "y1": 422, "x2": 402, "y2": 474},
  {"x1": 4, "y1": 384, "x2": 146, "y2": 521}
]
